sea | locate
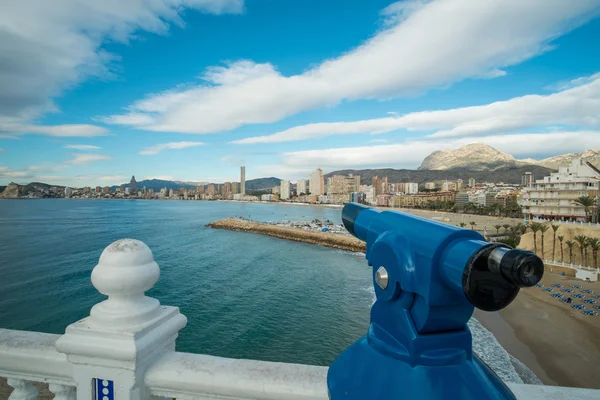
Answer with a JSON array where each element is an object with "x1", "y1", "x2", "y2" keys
[{"x1": 0, "y1": 199, "x2": 535, "y2": 383}]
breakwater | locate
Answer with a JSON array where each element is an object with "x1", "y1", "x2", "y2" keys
[{"x1": 207, "y1": 218, "x2": 366, "y2": 253}]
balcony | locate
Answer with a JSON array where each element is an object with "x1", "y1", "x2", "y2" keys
[{"x1": 1, "y1": 239, "x2": 598, "y2": 400}]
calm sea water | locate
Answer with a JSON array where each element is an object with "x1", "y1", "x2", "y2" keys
[{"x1": 0, "y1": 199, "x2": 371, "y2": 366}]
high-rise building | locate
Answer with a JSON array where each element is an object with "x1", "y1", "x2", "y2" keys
[
  {"x1": 272, "y1": 186, "x2": 280, "y2": 194},
  {"x1": 296, "y1": 179, "x2": 307, "y2": 195},
  {"x1": 441, "y1": 181, "x2": 457, "y2": 192},
  {"x1": 405, "y1": 182, "x2": 419, "y2": 194},
  {"x1": 95, "y1": 186, "x2": 102, "y2": 193},
  {"x1": 64, "y1": 187, "x2": 73, "y2": 197},
  {"x1": 223, "y1": 182, "x2": 232, "y2": 199},
  {"x1": 424, "y1": 182, "x2": 436, "y2": 190},
  {"x1": 344, "y1": 175, "x2": 360, "y2": 194},
  {"x1": 240, "y1": 166, "x2": 246, "y2": 195},
  {"x1": 207, "y1": 184, "x2": 215, "y2": 195},
  {"x1": 103, "y1": 186, "x2": 110, "y2": 194},
  {"x1": 130, "y1": 176, "x2": 137, "y2": 192},
  {"x1": 521, "y1": 172, "x2": 534, "y2": 188},
  {"x1": 197, "y1": 185, "x2": 205, "y2": 194},
  {"x1": 372, "y1": 176, "x2": 388, "y2": 196},
  {"x1": 456, "y1": 179, "x2": 464, "y2": 191},
  {"x1": 309, "y1": 168, "x2": 324, "y2": 195},
  {"x1": 231, "y1": 182, "x2": 239, "y2": 194},
  {"x1": 468, "y1": 178, "x2": 476, "y2": 187},
  {"x1": 327, "y1": 175, "x2": 345, "y2": 194},
  {"x1": 83, "y1": 186, "x2": 91, "y2": 193},
  {"x1": 280, "y1": 180, "x2": 291, "y2": 200},
  {"x1": 120, "y1": 184, "x2": 125, "y2": 192}
]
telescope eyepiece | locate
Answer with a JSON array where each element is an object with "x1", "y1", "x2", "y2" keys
[
  {"x1": 488, "y1": 247, "x2": 543, "y2": 288},
  {"x1": 464, "y1": 245, "x2": 544, "y2": 311}
]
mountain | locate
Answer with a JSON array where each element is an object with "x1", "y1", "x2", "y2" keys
[
  {"x1": 418, "y1": 143, "x2": 519, "y2": 171},
  {"x1": 533, "y1": 148, "x2": 600, "y2": 169},
  {"x1": 418, "y1": 143, "x2": 600, "y2": 172},
  {"x1": 325, "y1": 165, "x2": 553, "y2": 186},
  {"x1": 110, "y1": 177, "x2": 281, "y2": 192},
  {"x1": 245, "y1": 177, "x2": 281, "y2": 191}
]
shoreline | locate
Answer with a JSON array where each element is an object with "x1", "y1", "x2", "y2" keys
[
  {"x1": 208, "y1": 217, "x2": 600, "y2": 389},
  {"x1": 477, "y1": 272, "x2": 600, "y2": 389}
]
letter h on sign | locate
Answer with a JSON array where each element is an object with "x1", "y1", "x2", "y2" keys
[{"x1": 93, "y1": 379, "x2": 114, "y2": 400}]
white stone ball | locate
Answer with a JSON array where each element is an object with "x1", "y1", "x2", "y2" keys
[{"x1": 91, "y1": 239, "x2": 160, "y2": 297}]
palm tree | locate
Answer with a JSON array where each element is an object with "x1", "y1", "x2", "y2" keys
[
  {"x1": 573, "y1": 195, "x2": 597, "y2": 222},
  {"x1": 469, "y1": 221, "x2": 477, "y2": 230},
  {"x1": 557, "y1": 235, "x2": 564, "y2": 263},
  {"x1": 529, "y1": 222, "x2": 542, "y2": 255},
  {"x1": 588, "y1": 238, "x2": 600, "y2": 268},
  {"x1": 550, "y1": 224, "x2": 560, "y2": 261},
  {"x1": 574, "y1": 235, "x2": 588, "y2": 266},
  {"x1": 539, "y1": 224, "x2": 549, "y2": 259},
  {"x1": 519, "y1": 224, "x2": 527, "y2": 235},
  {"x1": 502, "y1": 224, "x2": 511, "y2": 234},
  {"x1": 566, "y1": 240, "x2": 575, "y2": 264},
  {"x1": 494, "y1": 224, "x2": 502, "y2": 238},
  {"x1": 459, "y1": 222, "x2": 467, "y2": 228},
  {"x1": 583, "y1": 239, "x2": 590, "y2": 267}
]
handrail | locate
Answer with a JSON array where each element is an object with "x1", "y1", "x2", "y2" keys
[
  {"x1": 145, "y1": 351, "x2": 329, "y2": 400},
  {"x1": 0, "y1": 328, "x2": 74, "y2": 385}
]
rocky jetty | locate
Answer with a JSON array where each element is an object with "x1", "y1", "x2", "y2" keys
[{"x1": 207, "y1": 218, "x2": 365, "y2": 253}]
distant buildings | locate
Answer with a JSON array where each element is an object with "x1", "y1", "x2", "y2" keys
[
  {"x1": 296, "y1": 179, "x2": 307, "y2": 195},
  {"x1": 95, "y1": 186, "x2": 102, "y2": 193},
  {"x1": 521, "y1": 172, "x2": 534, "y2": 188},
  {"x1": 521, "y1": 158, "x2": 600, "y2": 222},
  {"x1": 272, "y1": 186, "x2": 280, "y2": 195},
  {"x1": 65, "y1": 187, "x2": 73, "y2": 197},
  {"x1": 468, "y1": 178, "x2": 476, "y2": 187},
  {"x1": 391, "y1": 192, "x2": 456, "y2": 208},
  {"x1": 280, "y1": 180, "x2": 290, "y2": 200},
  {"x1": 130, "y1": 176, "x2": 137, "y2": 192},
  {"x1": 207, "y1": 184, "x2": 215, "y2": 196},
  {"x1": 309, "y1": 168, "x2": 324, "y2": 195},
  {"x1": 103, "y1": 186, "x2": 110, "y2": 194},
  {"x1": 424, "y1": 182, "x2": 436, "y2": 190},
  {"x1": 240, "y1": 166, "x2": 246, "y2": 195},
  {"x1": 456, "y1": 179, "x2": 464, "y2": 191},
  {"x1": 372, "y1": 176, "x2": 388, "y2": 196}
]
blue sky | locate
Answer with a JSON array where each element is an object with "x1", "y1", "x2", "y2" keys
[{"x1": 1, "y1": 0, "x2": 600, "y2": 186}]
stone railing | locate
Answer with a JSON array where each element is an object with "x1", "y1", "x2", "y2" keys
[{"x1": 1, "y1": 239, "x2": 600, "y2": 400}]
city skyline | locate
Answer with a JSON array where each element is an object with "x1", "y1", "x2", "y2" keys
[{"x1": 1, "y1": 1, "x2": 600, "y2": 186}]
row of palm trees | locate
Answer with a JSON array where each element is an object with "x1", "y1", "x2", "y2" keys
[{"x1": 457, "y1": 219, "x2": 600, "y2": 268}]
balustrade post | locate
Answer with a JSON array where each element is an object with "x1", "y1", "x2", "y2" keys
[
  {"x1": 56, "y1": 239, "x2": 187, "y2": 400},
  {"x1": 7, "y1": 379, "x2": 38, "y2": 400}
]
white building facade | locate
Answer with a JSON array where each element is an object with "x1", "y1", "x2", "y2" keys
[
  {"x1": 309, "y1": 168, "x2": 324, "y2": 196},
  {"x1": 280, "y1": 180, "x2": 291, "y2": 200},
  {"x1": 521, "y1": 158, "x2": 600, "y2": 222}
]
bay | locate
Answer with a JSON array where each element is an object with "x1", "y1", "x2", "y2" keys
[{"x1": 0, "y1": 199, "x2": 371, "y2": 366}]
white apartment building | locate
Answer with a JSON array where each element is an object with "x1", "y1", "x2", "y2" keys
[
  {"x1": 521, "y1": 158, "x2": 599, "y2": 222},
  {"x1": 309, "y1": 168, "x2": 324, "y2": 195},
  {"x1": 363, "y1": 186, "x2": 375, "y2": 204},
  {"x1": 405, "y1": 182, "x2": 419, "y2": 194},
  {"x1": 296, "y1": 179, "x2": 307, "y2": 195},
  {"x1": 280, "y1": 180, "x2": 291, "y2": 200}
]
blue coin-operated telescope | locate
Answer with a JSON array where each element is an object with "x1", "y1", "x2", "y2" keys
[{"x1": 328, "y1": 203, "x2": 543, "y2": 400}]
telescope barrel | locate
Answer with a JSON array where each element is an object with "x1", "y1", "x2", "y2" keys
[{"x1": 341, "y1": 203, "x2": 543, "y2": 311}]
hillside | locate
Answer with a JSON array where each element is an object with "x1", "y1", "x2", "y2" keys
[
  {"x1": 325, "y1": 165, "x2": 553, "y2": 185},
  {"x1": 110, "y1": 177, "x2": 281, "y2": 192},
  {"x1": 419, "y1": 143, "x2": 519, "y2": 171},
  {"x1": 535, "y1": 148, "x2": 600, "y2": 169}
]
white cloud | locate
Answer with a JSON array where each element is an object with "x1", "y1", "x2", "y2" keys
[
  {"x1": 103, "y1": 0, "x2": 599, "y2": 134},
  {"x1": 65, "y1": 144, "x2": 101, "y2": 150},
  {"x1": 139, "y1": 141, "x2": 205, "y2": 155},
  {"x1": 74, "y1": 174, "x2": 125, "y2": 183},
  {"x1": 0, "y1": 117, "x2": 108, "y2": 138},
  {"x1": 66, "y1": 154, "x2": 112, "y2": 165},
  {"x1": 369, "y1": 139, "x2": 388, "y2": 144},
  {"x1": 233, "y1": 73, "x2": 600, "y2": 143},
  {"x1": 254, "y1": 131, "x2": 600, "y2": 178},
  {"x1": 0, "y1": 0, "x2": 243, "y2": 133}
]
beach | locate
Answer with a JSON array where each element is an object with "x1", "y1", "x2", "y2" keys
[{"x1": 476, "y1": 271, "x2": 600, "y2": 389}]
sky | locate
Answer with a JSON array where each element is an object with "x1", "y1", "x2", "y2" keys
[{"x1": 1, "y1": 0, "x2": 600, "y2": 186}]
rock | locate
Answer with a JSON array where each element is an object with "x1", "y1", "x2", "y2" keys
[{"x1": 0, "y1": 182, "x2": 20, "y2": 198}]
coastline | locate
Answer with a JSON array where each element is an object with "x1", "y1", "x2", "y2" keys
[{"x1": 477, "y1": 272, "x2": 600, "y2": 389}]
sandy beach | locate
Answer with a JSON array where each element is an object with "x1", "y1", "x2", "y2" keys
[{"x1": 477, "y1": 271, "x2": 600, "y2": 389}]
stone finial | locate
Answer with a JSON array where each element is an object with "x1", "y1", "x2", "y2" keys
[{"x1": 89, "y1": 239, "x2": 161, "y2": 328}]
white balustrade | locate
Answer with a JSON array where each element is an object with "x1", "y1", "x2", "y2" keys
[{"x1": 1, "y1": 238, "x2": 599, "y2": 400}]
